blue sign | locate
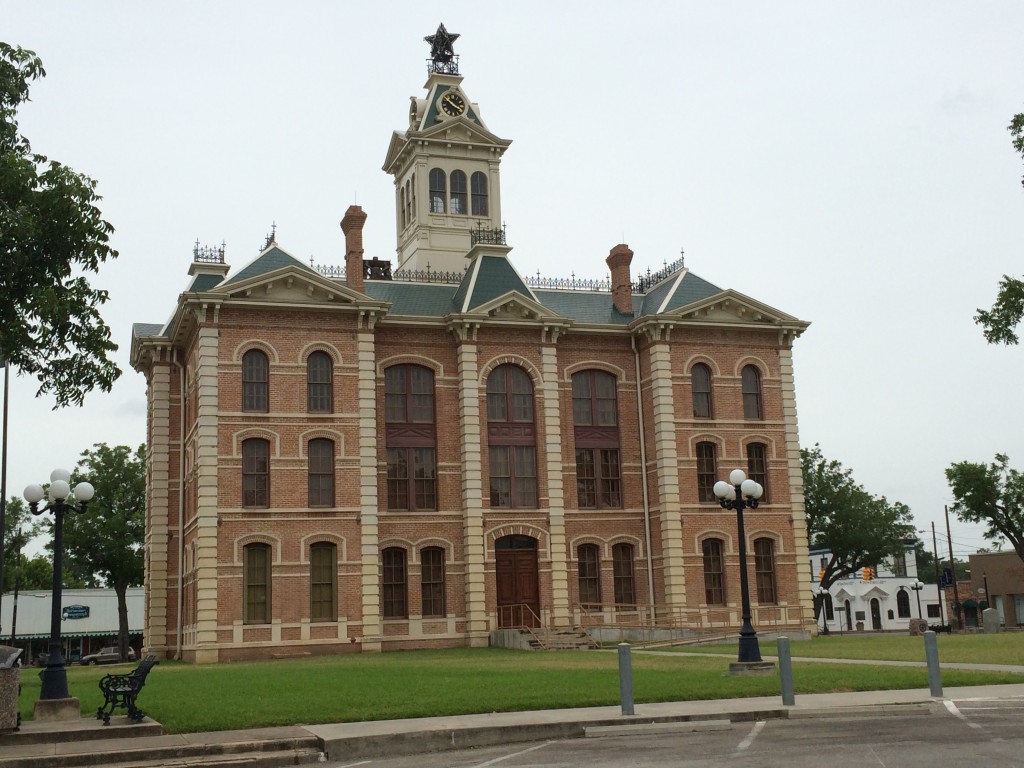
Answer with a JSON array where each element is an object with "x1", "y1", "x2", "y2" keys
[
  {"x1": 939, "y1": 568, "x2": 953, "y2": 588},
  {"x1": 62, "y1": 605, "x2": 90, "y2": 620}
]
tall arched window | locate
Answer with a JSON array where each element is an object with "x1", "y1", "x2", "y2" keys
[
  {"x1": 471, "y1": 171, "x2": 488, "y2": 215},
  {"x1": 577, "y1": 544, "x2": 601, "y2": 607},
  {"x1": 487, "y1": 364, "x2": 536, "y2": 508},
  {"x1": 450, "y1": 170, "x2": 467, "y2": 214},
  {"x1": 612, "y1": 543, "x2": 636, "y2": 607},
  {"x1": 741, "y1": 365, "x2": 763, "y2": 420},
  {"x1": 696, "y1": 442, "x2": 718, "y2": 503},
  {"x1": 754, "y1": 538, "x2": 777, "y2": 604},
  {"x1": 385, "y1": 365, "x2": 437, "y2": 511},
  {"x1": 243, "y1": 543, "x2": 271, "y2": 624},
  {"x1": 399, "y1": 186, "x2": 406, "y2": 229},
  {"x1": 382, "y1": 547, "x2": 408, "y2": 619},
  {"x1": 242, "y1": 349, "x2": 269, "y2": 412},
  {"x1": 691, "y1": 363, "x2": 713, "y2": 418},
  {"x1": 745, "y1": 442, "x2": 769, "y2": 502},
  {"x1": 896, "y1": 589, "x2": 911, "y2": 618},
  {"x1": 421, "y1": 547, "x2": 446, "y2": 617},
  {"x1": 308, "y1": 438, "x2": 335, "y2": 507},
  {"x1": 702, "y1": 538, "x2": 726, "y2": 605},
  {"x1": 572, "y1": 370, "x2": 621, "y2": 509},
  {"x1": 309, "y1": 542, "x2": 336, "y2": 622},
  {"x1": 307, "y1": 351, "x2": 333, "y2": 413},
  {"x1": 429, "y1": 168, "x2": 446, "y2": 213},
  {"x1": 242, "y1": 438, "x2": 270, "y2": 508}
]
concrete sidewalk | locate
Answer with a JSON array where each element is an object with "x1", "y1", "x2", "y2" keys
[{"x1": 3, "y1": 675, "x2": 1024, "y2": 767}]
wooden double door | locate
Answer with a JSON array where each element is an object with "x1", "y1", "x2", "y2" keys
[{"x1": 495, "y1": 535, "x2": 539, "y2": 628}]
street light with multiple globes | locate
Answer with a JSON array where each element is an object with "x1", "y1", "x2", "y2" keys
[
  {"x1": 23, "y1": 470, "x2": 94, "y2": 701},
  {"x1": 713, "y1": 468, "x2": 764, "y2": 664}
]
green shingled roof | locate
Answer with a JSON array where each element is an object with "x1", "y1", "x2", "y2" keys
[
  {"x1": 456, "y1": 255, "x2": 534, "y2": 312},
  {"x1": 133, "y1": 322, "x2": 165, "y2": 338},
  {"x1": 221, "y1": 246, "x2": 317, "y2": 286},
  {"x1": 365, "y1": 281, "x2": 460, "y2": 316},
  {"x1": 639, "y1": 271, "x2": 722, "y2": 316},
  {"x1": 533, "y1": 290, "x2": 637, "y2": 325},
  {"x1": 188, "y1": 273, "x2": 225, "y2": 292}
]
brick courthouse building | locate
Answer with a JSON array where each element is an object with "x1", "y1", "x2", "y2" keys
[{"x1": 131, "y1": 27, "x2": 814, "y2": 663}]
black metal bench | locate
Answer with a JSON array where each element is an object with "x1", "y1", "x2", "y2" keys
[
  {"x1": 929, "y1": 623, "x2": 953, "y2": 634},
  {"x1": 96, "y1": 655, "x2": 158, "y2": 725}
]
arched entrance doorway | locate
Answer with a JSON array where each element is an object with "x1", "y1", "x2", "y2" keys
[
  {"x1": 495, "y1": 535, "x2": 540, "y2": 628},
  {"x1": 870, "y1": 598, "x2": 882, "y2": 630}
]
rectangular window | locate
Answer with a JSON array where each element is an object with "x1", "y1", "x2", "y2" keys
[
  {"x1": 576, "y1": 449, "x2": 597, "y2": 509},
  {"x1": 310, "y1": 543, "x2": 336, "y2": 622},
  {"x1": 308, "y1": 439, "x2": 334, "y2": 507},
  {"x1": 242, "y1": 439, "x2": 270, "y2": 508},
  {"x1": 702, "y1": 539, "x2": 726, "y2": 605},
  {"x1": 244, "y1": 544, "x2": 270, "y2": 624},
  {"x1": 927, "y1": 604, "x2": 941, "y2": 619},
  {"x1": 696, "y1": 443, "x2": 717, "y2": 503},
  {"x1": 578, "y1": 545, "x2": 601, "y2": 607},
  {"x1": 892, "y1": 553, "x2": 908, "y2": 577},
  {"x1": 489, "y1": 446, "x2": 537, "y2": 508},
  {"x1": 421, "y1": 548, "x2": 446, "y2": 617},
  {"x1": 387, "y1": 448, "x2": 437, "y2": 511},
  {"x1": 754, "y1": 539, "x2": 777, "y2": 604},
  {"x1": 745, "y1": 443, "x2": 769, "y2": 502},
  {"x1": 612, "y1": 544, "x2": 636, "y2": 607},
  {"x1": 382, "y1": 548, "x2": 408, "y2": 619}
]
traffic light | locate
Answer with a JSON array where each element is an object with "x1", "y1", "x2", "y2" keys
[
  {"x1": 862, "y1": 567, "x2": 874, "y2": 581},
  {"x1": 818, "y1": 569, "x2": 825, "y2": 581}
]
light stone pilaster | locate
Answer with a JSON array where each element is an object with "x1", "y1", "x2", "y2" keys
[
  {"x1": 648, "y1": 341, "x2": 687, "y2": 607},
  {"x1": 456, "y1": 339, "x2": 488, "y2": 645},
  {"x1": 779, "y1": 346, "x2": 814, "y2": 630},
  {"x1": 540, "y1": 344, "x2": 569, "y2": 627},
  {"x1": 357, "y1": 329, "x2": 382, "y2": 652},
  {"x1": 193, "y1": 324, "x2": 221, "y2": 664},
  {"x1": 144, "y1": 361, "x2": 172, "y2": 657}
]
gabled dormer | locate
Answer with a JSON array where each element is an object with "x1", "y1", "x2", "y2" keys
[{"x1": 383, "y1": 24, "x2": 512, "y2": 275}]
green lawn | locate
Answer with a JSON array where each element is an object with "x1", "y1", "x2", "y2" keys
[
  {"x1": 675, "y1": 633, "x2": 1024, "y2": 665},
  {"x1": 16, "y1": 644, "x2": 1024, "y2": 734}
]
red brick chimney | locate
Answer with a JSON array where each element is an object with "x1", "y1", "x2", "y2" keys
[
  {"x1": 606, "y1": 244, "x2": 634, "y2": 316},
  {"x1": 340, "y1": 205, "x2": 367, "y2": 293}
]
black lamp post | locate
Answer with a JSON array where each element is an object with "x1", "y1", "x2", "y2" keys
[
  {"x1": 910, "y1": 580, "x2": 924, "y2": 619},
  {"x1": 713, "y1": 468, "x2": 764, "y2": 664},
  {"x1": 24, "y1": 470, "x2": 93, "y2": 701}
]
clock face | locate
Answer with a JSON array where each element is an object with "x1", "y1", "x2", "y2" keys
[{"x1": 440, "y1": 91, "x2": 466, "y2": 117}]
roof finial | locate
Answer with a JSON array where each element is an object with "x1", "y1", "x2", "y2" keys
[
  {"x1": 680, "y1": 247, "x2": 685, "y2": 268},
  {"x1": 425, "y1": 23, "x2": 460, "y2": 75},
  {"x1": 263, "y1": 222, "x2": 277, "y2": 250}
]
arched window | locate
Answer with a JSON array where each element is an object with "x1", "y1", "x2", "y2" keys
[
  {"x1": 896, "y1": 589, "x2": 911, "y2": 619},
  {"x1": 243, "y1": 543, "x2": 271, "y2": 624},
  {"x1": 405, "y1": 178, "x2": 413, "y2": 225},
  {"x1": 741, "y1": 365, "x2": 763, "y2": 420},
  {"x1": 421, "y1": 547, "x2": 446, "y2": 617},
  {"x1": 577, "y1": 544, "x2": 601, "y2": 607},
  {"x1": 429, "y1": 168, "x2": 446, "y2": 213},
  {"x1": 745, "y1": 443, "x2": 769, "y2": 502},
  {"x1": 702, "y1": 538, "x2": 726, "y2": 605},
  {"x1": 572, "y1": 370, "x2": 621, "y2": 509},
  {"x1": 307, "y1": 351, "x2": 333, "y2": 413},
  {"x1": 309, "y1": 542, "x2": 336, "y2": 622},
  {"x1": 242, "y1": 438, "x2": 270, "y2": 508},
  {"x1": 382, "y1": 547, "x2": 408, "y2": 619},
  {"x1": 450, "y1": 170, "x2": 467, "y2": 215},
  {"x1": 399, "y1": 186, "x2": 406, "y2": 229},
  {"x1": 487, "y1": 364, "x2": 536, "y2": 508},
  {"x1": 242, "y1": 349, "x2": 269, "y2": 412},
  {"x1": 308, "y1": 438, "x2": 335, "y2": 507},
  {"x1": 471, "y1": 171, "x2": 488, "y2": 215},
  {"x1": 384, "y1": 365, "x2": 437, "y2": 511},
  {"x1": 691, "y1": 363, "x2": 713, "y2": 418},
  {"x1": 612, "y1": 543, "x2": 636, "y2": 607},
  {"x1": 754, "y1": 538, "x2": 777, "y2": 604},
  {"x1": 696, "y1": 442, "x2": 718, "y2": 503}
]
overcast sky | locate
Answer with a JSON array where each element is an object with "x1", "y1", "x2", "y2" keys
[{"x1": 5, "y1": 2, "x2": 1023, "y2": 564}]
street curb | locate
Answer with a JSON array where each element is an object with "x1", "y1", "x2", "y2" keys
[{"x1": 585, "y1": 719, "x2": 732, "y2": 737}]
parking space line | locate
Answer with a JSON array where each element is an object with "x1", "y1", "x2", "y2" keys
[
  {"x1": 733, "y1": 720, "x2": 765, "y2": 755},
  {"x1": 466, "y1": 741, "x2": 555, "y2": 767}
]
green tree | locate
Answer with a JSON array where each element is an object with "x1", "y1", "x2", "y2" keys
[
  {"x1": 914, "y1": 546, "x2": 970, "y2": 584},
  {"x1": 945, "y1": 454, "x2": 1024, "y2": 565},
  {"x1": 803, "y1": 445, "x2": 916, "y2": 623},
  {"x1": 61, "y1": 444, "x2": 145, "y2": 661},
  {"x1": 19, "y1": 554, "x2": 54, "y2": 590},
  {"x1": 2, "y1": 496, "x2": 43, "y2": 589},
  {"x1": 974, "y1": 112, "x2": 1024, "y2": 344},
  {"x1": 1, "y1": 43, "x2": 120, "y2": 407}
]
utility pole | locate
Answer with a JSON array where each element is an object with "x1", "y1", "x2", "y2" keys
[
  {"x1": 932, "y1": 522, "x2": 945, "y2": 626},
  {"x1": 945, "y1": 505, "x2": 962, "y2": 630}
]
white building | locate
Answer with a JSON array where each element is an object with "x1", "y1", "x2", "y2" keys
[{"x1": 810, "y1": 542, "x2": 942, "y2": 632}]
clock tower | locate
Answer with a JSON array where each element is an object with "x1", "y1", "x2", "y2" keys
[{"x1": 383, "y1": 24, "x2": 512, "y2": 274}]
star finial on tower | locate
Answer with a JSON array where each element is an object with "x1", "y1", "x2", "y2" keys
[{"x1": 425, "y1": 23, "x2": 460, "y2": 66}]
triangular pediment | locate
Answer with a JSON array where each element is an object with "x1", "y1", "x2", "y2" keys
[
  {"x1": 862, "y1": 585, "x2": 891, "y2": 600},
  {"x1": 218, "y1": 264, "x2": 370, "y2": 306},
  {"x1": 414, "y1": 117, "x2": 510, "y2": 150},
  {"x1": 466, "y1": 290, "x2": 567, "y2": 323},
  {"x1": 383, "y1": 131, "x2": 411, "y2": 173},
  {"x1": 669, "y1": 289, "x2": 807, "y2": 329}
]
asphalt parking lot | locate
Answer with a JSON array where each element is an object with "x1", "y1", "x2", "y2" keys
[{"x1": 328, "y1": 698, "x2": 1024, "y2": 768}]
